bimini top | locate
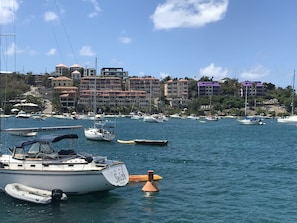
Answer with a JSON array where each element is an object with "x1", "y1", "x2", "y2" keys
[{"x1": 15, "y1": 134, "x2": 79, "y2": 148}]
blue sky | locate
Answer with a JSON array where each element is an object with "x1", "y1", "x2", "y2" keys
[{"x1": 1, "y1": 0, "x2": 297, "y2": 87}]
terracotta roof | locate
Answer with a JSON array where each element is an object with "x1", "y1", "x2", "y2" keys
[
  {"x1": 70, "y1": 64, "x2": 82, "y2": 68},
  {"x1": 53, "y1": 76, "x2": 72, "y2": 81},
  {"x1": 56, "y1": 64, "x2": 67, "y2": 67}
]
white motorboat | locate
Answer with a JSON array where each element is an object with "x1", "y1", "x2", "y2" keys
[
  {"x1": 5, "y1": 183, "x2": 67, "y2": 204},
  {"x1": 0, "y1": 134, "x2": 129, "y2": 194}
]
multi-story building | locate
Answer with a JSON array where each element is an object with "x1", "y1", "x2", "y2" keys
[
  {"x1": 55, "y1": 64, "x2": 69, "y2": 76},
  {"x1": 53, "y1": 86, "x2": 78, "y2": 112},
  {"x1": 164, "y1": 79, "x2": 189, "y2": 99},
  {"x1": 51, "y1": 76, "x2": 77, "y2": 112},
  {"x1": 51, "y1": 76, "x2": 73, "y2": 87},
  {"x1": 79, "y1": 76, "x2": 149, "y2": 110},
  {"x1": 83, "y1": 68, "x2": 96, "y2": 77},
  {"x1": 239, "y1": 81, "x2": 265, "y2": 97},
  {"x1": 163, "y1": 79, "x2": 189, "y2": 108},
  {"x1": 80, "y1": 77, "x2": 122, "y2": 92},
  {"x1": 99, "y1": 90, "x2": 148, "y2": 109},
  {"x1": 126, "y1": 77, "x2": 160, "y2": 99},
  {"x1": 71, "y1": 70, "x2": 81, "y2": 80},
  {"x1": 69, "y1": 64, "x2": 82, "y2": 74},
  {"x1": 197, "y1": 81, "x2": 221, "y2": 96},
  {"x1": 100, "y1": 67, "x2": 128, "y2": 78}
]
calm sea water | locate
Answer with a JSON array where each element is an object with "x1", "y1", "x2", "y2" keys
[{"x1": 1, "y1": 117, "x2": 297, "y2": 223}]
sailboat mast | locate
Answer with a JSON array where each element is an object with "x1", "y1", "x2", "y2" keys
[
  {"x1": 244, "y1": 85, "x2": 248, "y2": 116},
  {"x1": 93, "y1": 58, "x2": 97, "y2": 127},
  {"x1": 292, "y1": 70, "x2": 295, "y2": 115}
]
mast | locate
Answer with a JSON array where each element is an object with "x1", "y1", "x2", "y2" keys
[
  {"x1": 93, "y1": 58, "x2": 97, "y2": 128},
  {"x1": 291, "y1": 70, "x2": 295, "y2": 115},
  {"x1": 244, "y1": 84, "x2": 248, "y2": 117}
]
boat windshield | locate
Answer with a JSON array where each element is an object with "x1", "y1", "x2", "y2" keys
[{"x1": 28, "y1": 143, "x2": 54, "y2": 154}]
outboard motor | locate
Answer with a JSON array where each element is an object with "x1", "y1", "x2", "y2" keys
[{"x1": 51, "y1": 189, "x2": 64, "y2": 201}]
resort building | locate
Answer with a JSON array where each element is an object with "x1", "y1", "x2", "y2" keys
[
  {"x1": 164, "y1": 79, "x2": 189, "y2": 99},
  {"x1": 51, "y1": 76, "x2": 73, "y2": 87},
  {"x1": 164, "y1": 79, "x2": 189, "y2": 108},
  {"x1": 197, "y1": 81, "x2": 221, "y2": 96},
  {"x1": 100, "y1": 67, "x2": 128, "y2": 78},
  {"x1": 55, "y1": 64, "x2": 69, "y2": 76},
  {"x1": 69, "y1": 64, "x2": 82, "y2": 74},
  {"x1": 83, "y1": 68, "x2": 96, "y2": 77},
  {"x1": 126, "y1": 77, "x2": 161, "y2": 99},
  {"x1": 71, "y1": 70, "x2": 81, "y2": 80},
  {"x1": 79, "y1": 89, "x2": 148, "y2": 111},
  {"x1": 53, "y1": 86, "x2": 78, "y2": 112},
  {"x1": 78, "y1": 76, "x2": 150, "y2": 111},
  {"x1": 239, "y1": 81, "x2": 265, "y2": 97},
  {"x1": 80, "y1": 76, "x2": 122, "y2": 92}
]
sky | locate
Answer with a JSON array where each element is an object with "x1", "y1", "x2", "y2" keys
[{"x1": 1, "y1": 0, "x2": 297, "y2": 88}]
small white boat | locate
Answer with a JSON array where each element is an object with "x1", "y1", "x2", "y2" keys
[
  {"x1": 9, "y1": 131, "x2": 38, "y2": 137},
  {"x1": 15, "y1": 110, "x2": 31, "y2": 119},
  {"x1": 5, "y1": 183, "x2": 67, "y2": 204},
  {"x1": 205, "y1": 115, "x2": 219, "y2": 121},
  {"x1": 238, "y1": 117, "x2": 264, "y2": 125}
]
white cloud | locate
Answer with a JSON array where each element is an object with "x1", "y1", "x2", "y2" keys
[
  {"x1": 239, "y1": 65, "x2": 270, "y2": 81},
  {"x1": 80, "y1": 46, "x2": 95, "y2": 56},
  {"x1": 151, "y1": 0, "x2": 228, "y2": 30},
  {"x1": 88, "y1": 0, "x2": 101, "y2": 18},
  {"x1": 44, "y1": 11, "x2": 59, "y2": 22},
  {"x1": 199, "y1": 63, "x2": 228, "y2": 80},
  {"x1": 5, "y1": 42, "x2": 36, "y2": 56},
  {"x1": 46, "y1": 48, "x2": 56, "y2": 55},
  {"x1": 0, "y1": 0, "x2": 19, "y2": 25},
  {"x1": 118, "y1": 36, "x2": 132, "y2": 44}
]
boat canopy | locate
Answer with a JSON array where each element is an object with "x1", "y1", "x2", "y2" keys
[{"x1": 15, "y1": 134, "x2": 79, "y2": 148}]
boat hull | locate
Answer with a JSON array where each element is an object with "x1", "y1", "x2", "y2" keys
[
  {"x1": 0, "y1": 160, "x2": 128, "y2": 194},
  {"x1": 134, "y1": 139, "x2": 168, "y2": 145},
  {"x1": 277, "y1": 115, "x2": 297, "y2": 124},
  {"x1": 238, "y1": 119, "x2": 263, "y2": 125},
  {"x1": 84, "y1": 128, "x2": 115, "y2": 141}
]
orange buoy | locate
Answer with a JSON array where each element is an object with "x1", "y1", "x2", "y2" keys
[{"x1": 142, "y1": 170, "x2": 159, "y2": 192}]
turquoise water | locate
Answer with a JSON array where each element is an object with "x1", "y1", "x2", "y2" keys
[{"x1": 1, "y1": 117, "x2": 297, "y2": 222}]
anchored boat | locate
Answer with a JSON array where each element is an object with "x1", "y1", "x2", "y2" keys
[{"x1": 0, "y1": 134, "x2": 129, "y2": 194}]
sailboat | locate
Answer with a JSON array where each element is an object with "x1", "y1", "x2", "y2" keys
[
  {"x1": 84, "y1": 59, "x2": 115, "y2": 141},
  {"x1": 238, "y1": 83, "x2": 263, "y2": 125},
  {"x1": 277, "y1": 70, "x2": 297, "y2": 124}
]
